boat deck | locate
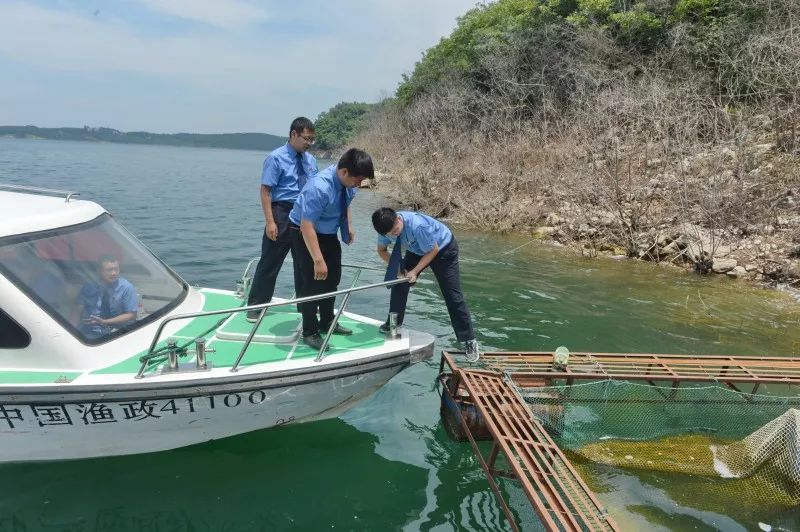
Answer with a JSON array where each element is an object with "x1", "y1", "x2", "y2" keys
[
  {"x1": 0, "y1": 290, "x2": 386, "y2": 383},
  {"x1": 95, "y1": 290, "x2": 387, "y2": 376},
  {"x1": 101, "y1": 290, "x2": 385, "y2": 375}
]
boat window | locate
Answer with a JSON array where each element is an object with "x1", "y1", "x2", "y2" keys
[
  {"x1": 0, "y1": 308, "x2": 30, "y2": 348},
  {"x1": 0, "y1": 213, "x2": 187, "y2": 345}
]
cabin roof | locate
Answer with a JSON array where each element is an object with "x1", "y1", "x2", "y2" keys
[{"x1": 0, "y1": 191, "x2": 106, "y2": 239}]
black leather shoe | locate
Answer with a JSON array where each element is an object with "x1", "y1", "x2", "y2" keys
[
  {"x1": 329, "y1": 323, "x2": 352, "y2": 336},
  {"x1": 378, "y1": 319, "x2": 402, "y2": 334},
  {"x1": 246, "y1": 309, "x2": 265, "y2": 323},
  {"x1": 302, "y1": 333, "x2": 329, "y2": 351}
]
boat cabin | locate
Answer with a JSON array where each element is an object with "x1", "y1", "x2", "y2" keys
[{"x1": 0, "y1": 188, "x2": 199, "y2": 370}]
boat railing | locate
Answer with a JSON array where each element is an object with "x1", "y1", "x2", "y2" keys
[
  {"x1": 0, "y1": 183, "x2": 80, "y2": 202},
  {"x1": 233, "y1": 258, "x2": 377, "y2": 300},
  {"x1": 137, "y1": 264, "x2": 407, "y2": 378}
]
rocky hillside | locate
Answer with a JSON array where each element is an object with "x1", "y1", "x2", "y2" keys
[{"x1": 351, "y1": 0, "x2": 800, "y2": 288}]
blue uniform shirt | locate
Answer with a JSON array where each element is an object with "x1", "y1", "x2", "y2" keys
[
  {"x1": 77, "y1": 277, "x2": 138, "y2": 336},
  {"x1": 261, "y1": 143, "x2": 318, "y2": 203},
  {"x1": 289, "y1": 165, "x2": 356, "y2": 235},
  {"x1": 377, "y1": 211, "x2": 453, "y2": 256}
]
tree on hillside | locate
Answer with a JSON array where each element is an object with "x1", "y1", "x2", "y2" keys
[{"x1": 314, "y1": 102, "x2": 376, "y2": 150}]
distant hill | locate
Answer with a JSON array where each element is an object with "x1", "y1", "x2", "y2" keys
[{"x1": 0, "y1": 125, "x2": 286, "y2": 152}]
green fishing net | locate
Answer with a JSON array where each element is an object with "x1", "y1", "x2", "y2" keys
[{"x1": 516, "y1": 379, "x2": 800, "y2": 507}]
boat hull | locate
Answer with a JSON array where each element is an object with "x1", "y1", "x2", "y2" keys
[{"x1": 0, "y1": 353, "x2": 414, "y2": 462}]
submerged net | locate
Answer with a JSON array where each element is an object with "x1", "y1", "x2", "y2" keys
[{"x1": 513, "y1": 378, "x2": 800, "y2": 507}]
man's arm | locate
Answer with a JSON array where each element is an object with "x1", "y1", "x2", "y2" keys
[
  {"x1": 261, "y1": 185, "x2": 278, "y2": 241},
  {"x1": 300, "y1": 219, "x2": 327, "y2": 280},
  {"x1": 260, "y1": 155, "x2": 281, "y2": 241},
  {"x1": 89, "y1": 283, "x2": 138, "y2": 326},
  {"x1": 346, "y1": 206, "x2": 355, "y2": 244},
  {"x1": 91, "y1": 312, "x2": 136, "y2": 326},
  {"x1": 406, "y1": 244, "x2": 439, "y2": 284},
  {"x1": 377, "y1": 244, "x2": 390, "y2": 264}
]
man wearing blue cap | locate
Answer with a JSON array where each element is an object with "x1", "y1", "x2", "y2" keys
[
  {"x1": 247, "y1": 117, "x2": 317, "y2": 322},
  {"x1": 289, "y1": 148, "x2": 374, "y2": 350},
  {"x1": 372, "y1": 207, "x2": 479, "y2": 361}
]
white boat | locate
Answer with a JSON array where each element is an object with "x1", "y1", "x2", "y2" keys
[{"x1": 0, "y1": 184, "x2": 434, "y2": 462}]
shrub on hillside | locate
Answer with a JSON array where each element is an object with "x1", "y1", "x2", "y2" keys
[{"x1": 314, "y1": 102, "x2": 377, "y2": 150}]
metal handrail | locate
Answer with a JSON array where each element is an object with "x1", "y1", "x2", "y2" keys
[
  {"x1": 241, "y1": 255, "x2": 386, "y2": 273},
  {"x1": 341, "y1": 262, "x2": 385, "y2": 272},
  {"x1": 315, "y1": 269, "x2": 362, "y2": 361},
  {"x1": 235, "y1": 257, "x2": 386, "y2": 300},
  {"x1": 136, "y1": 275, "x2": 408, "y2": 378},
  {"x1": 0, "y1": 183, "x2": 80, "y2": 202}
]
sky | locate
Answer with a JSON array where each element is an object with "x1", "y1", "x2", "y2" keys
[{"x1": 0, "y1": 0, "x2": 476, "y2": 135}]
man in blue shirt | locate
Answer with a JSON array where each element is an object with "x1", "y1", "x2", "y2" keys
[
  {"x1": 289, "y1": 148, "x2": 374, "y2": 350},
  {"x1": 372, "y1": 208, "x2": 479, "y2": 361},
  {"x1": 76, "y1": 255, "x2": 139, "y2": 340},
  {"x1": 247, "y1": 117, "x2": 318, "y2": 322}
]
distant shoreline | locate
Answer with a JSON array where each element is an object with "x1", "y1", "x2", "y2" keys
[
  {"x1": 0, "y1": 135, "x2": 270, "y2": 154},
  {"x1": 0, "y1": 126, "x2": 286, "y2": 152}
]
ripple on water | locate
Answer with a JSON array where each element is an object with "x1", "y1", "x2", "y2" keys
[{"x1": 528, "y1": 289, "x2": 558, "y2": 300}]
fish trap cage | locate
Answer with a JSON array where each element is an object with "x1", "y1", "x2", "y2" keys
[
  {"x1": 440, "y1": 351, "x2": 800, "y2": 531},
  {"x1": 486, "y1": 351, "x2": 800, "y2": 508}
]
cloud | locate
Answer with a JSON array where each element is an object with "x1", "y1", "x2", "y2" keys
[
  {"x1": 0, "y1": 3, "x2": 294, "y2": 85},
  {"x1": 0, "y1": 0, "x2": 474, "y2": 132},
  {"x1": 134, "y1": 0, "x2": 270, "y2": 29}
]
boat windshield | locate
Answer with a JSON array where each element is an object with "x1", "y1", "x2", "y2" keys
[{"x1": 0, "y1": 213, "x2": 187, "y2": 345}]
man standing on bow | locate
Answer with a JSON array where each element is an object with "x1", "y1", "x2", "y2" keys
[
  {"x1": 247, "y1": 117, "x2": 317, "y2": 322},
  {"x1": 289, "y1": 148, "x2": 374, "y2": 350}
]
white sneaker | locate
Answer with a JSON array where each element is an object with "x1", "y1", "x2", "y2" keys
[{"x1": 464, "y1": 339, "x2": 480, "y2": 362}]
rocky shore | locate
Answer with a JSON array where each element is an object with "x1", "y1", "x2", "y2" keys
[
  {"x1": 370, "y1": 137, "x2": 800, "y2": 291},
  {"x1": 534, "y1": 217, "x2": 800, "y2": 287}
]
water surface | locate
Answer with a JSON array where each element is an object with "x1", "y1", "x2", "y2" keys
[{"x1": 1, "y1": 139, "x2": 798, "y2": 531}]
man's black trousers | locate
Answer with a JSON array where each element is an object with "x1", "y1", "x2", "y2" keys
[
  {"x1": 389, "y1": 238, "x2": 474, "y2": 342},
  {"x1": 248, "y1": 202, "x2": 301, "y2": 307},
  {"x1": 290, "y1": 226, "x2": 342, "y2": 337}
]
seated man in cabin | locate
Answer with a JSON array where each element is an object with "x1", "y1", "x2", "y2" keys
[{"x1": 75, "y1": 255, "x2": 139, "y2": 339}]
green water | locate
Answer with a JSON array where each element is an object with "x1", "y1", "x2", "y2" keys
[{"x1": 1, "y1": 139, "x2": 799, "y2": 531}]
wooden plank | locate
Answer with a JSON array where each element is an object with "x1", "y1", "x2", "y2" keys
[
  {"x1": 454, "y1": 367, "x2": 618, "y2": 532},
  {"x1": 480, "y1": 350, "x2": 800, "y2": 385}
]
